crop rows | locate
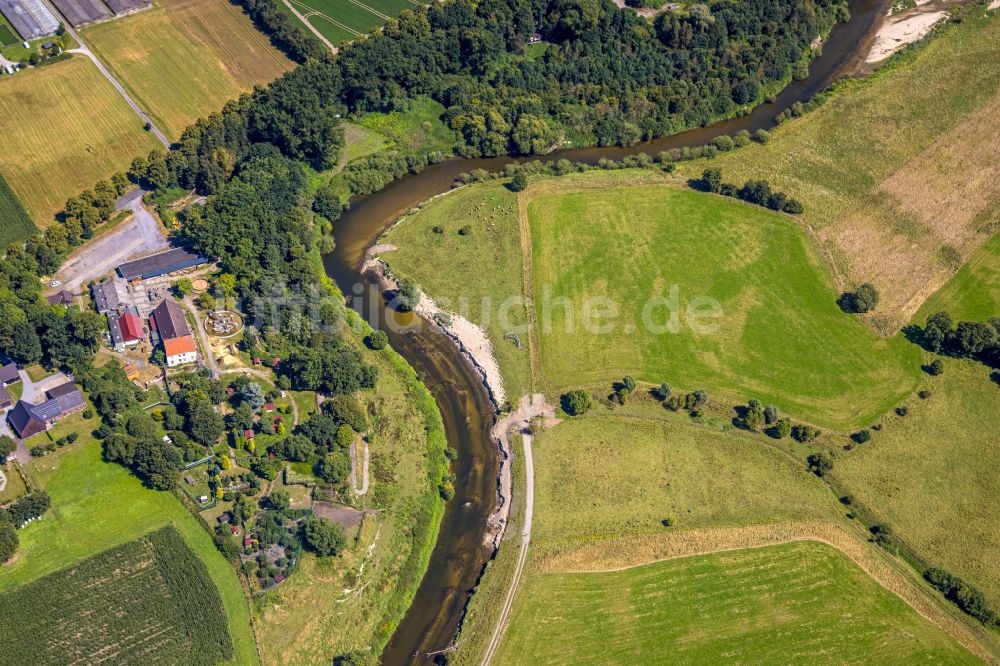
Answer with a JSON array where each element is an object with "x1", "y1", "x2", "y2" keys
[
  {"x1": 0, "y1": 526, "x2": 233, "y2": 665},
  {"x1": 0, "y1": 173, "x2": 36, "y2": 248}
]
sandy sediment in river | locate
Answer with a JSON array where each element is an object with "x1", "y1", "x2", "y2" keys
[
  {"x1": 867, "y1": 9, "x2": 947, "y2": 62},
  {"x1": 364, "y1": 246, "x2": 513, "y2": 549}
]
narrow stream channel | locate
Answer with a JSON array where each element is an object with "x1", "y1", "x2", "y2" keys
[{"x1": 321, "y1": 0, "x2": 887, "y2": 660}]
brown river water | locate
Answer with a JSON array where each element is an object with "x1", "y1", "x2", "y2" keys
[{"x1": 321, "y1": 0, "x2": 887, "y2": 660}]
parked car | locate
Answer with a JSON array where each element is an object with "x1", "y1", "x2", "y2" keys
[{"x1": 49, "y1": 280, "x2": 62, "y2": 287}]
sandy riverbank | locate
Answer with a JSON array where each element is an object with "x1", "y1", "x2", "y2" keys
[{"x1": 867, "y1": 9, "x2": 947, "y2": 62}]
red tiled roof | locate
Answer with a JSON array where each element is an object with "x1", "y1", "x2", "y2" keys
[
  {"x1": 120, "y1": 312, "x2": 144, "y2": 342},
  {"x1": 163, "y1": 335, "x2": 196, "y2": 357}
]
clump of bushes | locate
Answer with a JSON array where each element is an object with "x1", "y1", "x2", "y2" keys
[
  {"x1": 561, "y1": 389, "x2": 592, "y2": 416},
  {"x1": 806, "y1": 452, "x2": 832, "y2": 477},
  {"x1": 838, "y1": 282, "x2": 880, "y2": 314},
  {"x1": 791, "y1": 424, "x2": 821, "y2": 443},
  {"x1": 694, "y1": 168, "x2": 804, "y2": 214},
  {"x1": 924, "y1": 567, "x2": 998, "y2": 625}
]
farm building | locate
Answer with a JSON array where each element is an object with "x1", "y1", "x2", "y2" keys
[
  {"x1": 150, "y1": 298, "x2": 197, "y2": 367},
  {"x1": 46, "y1": 290, "x2": 74, "y2": 306},
  {"x1": 92, "y1": 277, "x2": 128, "y2": 314},
  {"x1": 101, "y1": 0, "x2": 150, "y2": 15},
  {"x1": 117, "y1": 248, "x2": 208, "y2": 281},
  {"x1": 0, "y1": 362, "x2": 20, "y2": 385},
  {"x1": 0, "y1": 0, "x2": 59, "y2": 40},
  {"x1": 49, "y1": 0, "x2": 110, "y2": 27},
  {"x1": 6, "y1": 382, "x2": 86, "y2": 440},
  {"x1": 108, "y1": 306, "x2": 144, "y2": 351}
]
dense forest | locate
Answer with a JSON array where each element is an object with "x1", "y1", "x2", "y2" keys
[{"x1": 122, "y1": 0, "x2": 846, "y2": 197}]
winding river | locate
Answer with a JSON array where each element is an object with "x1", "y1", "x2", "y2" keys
[{"x1": 321, "y1": 0, "x2": 887, "y2": 661}]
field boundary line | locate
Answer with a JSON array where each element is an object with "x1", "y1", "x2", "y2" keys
[
  {"x1": 285, "y1": 0, "x2": 353, "y2": 43},
  {"x1": 344, "y1": 0, "x2": 390, "y2": 21},
  {"x1": 515, "y1": 191, "x2": 542, "y2": 392},
  {"x1": 534, "y1": 521, "x2": 997, "y2": 663},
  {"x1": 480, "y1": 430, "x2": 535, "y2": 666}
]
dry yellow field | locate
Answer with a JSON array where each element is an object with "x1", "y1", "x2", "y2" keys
[
  {"x1": 0, "y1": 56, "x2": 161, "y2": 225},
  {"x1": 685, "y1": 12, "x2": 1000, "y2": 330},
  {"x1": 83, "y1": 0, "x2": 294, "y2": 140}
]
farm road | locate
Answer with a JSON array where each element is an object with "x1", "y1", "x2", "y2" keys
[
  {"x1": 481, "y1": 393, "x2": 554, "y2": 666},
  {"x1": 50, "y1": 193, "x2": 168, "y2": 293},
  {"x1": 37, "y1": 0, "x2": 170, "y2": 147}
]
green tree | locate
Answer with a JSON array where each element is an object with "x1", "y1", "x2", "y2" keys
[
  {"x1": 561, "y1": 389, "x2": 592, "y2": 416},
  {"x1": 0, "y1": 435, "x2": 16, "y2": 459},
  {"x1": 316, "y1": 450, "x2": 350, "y2": 485},
  {"x1": 364, "y1": 330, "x2": 388, "y2": 350},
  {"x1": 267, "y1": 489, "x2": 291, "y2": 511},
  {"x1": 807, "y1": 452, "x2": 833, "y2": 477},
  {"x1": 700, "y1": 168, "x2": 722, "y2": 193},
  {"x1": 509, "y1": 171, "x2": 529, "y2": 192},
  {"x1": 0, "y1": 523, "x2": 17, "y2": 563},
  {"x1": 303, "y1": 517, "x2": 346, "y2": 556},
  {"x1": 395, "y1": 277, "x2": 420, "y2": 312}
]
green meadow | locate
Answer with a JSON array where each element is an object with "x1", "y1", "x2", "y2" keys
[
  {"x1": 2, "y1": 440, "x2": 258, "y2": 665},
  {"x1": 528, "y1": 181, "x2": 921, "y2": 429},
  {"x1": 498, "y1": 541, "x2": 977, "y2": 665}
]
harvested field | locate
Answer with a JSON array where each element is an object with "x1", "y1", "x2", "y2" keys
[
  {"x1": 498, "y1": 541, "x2": 978, "y2": 665},
  {"x1": 0, "y1": 55, "x2": 161, "y2": 225},
  {"x1": 529, "y1": 400, "x2": 841, "y2": 547},
  {"x1": 0, "y1": 526, "x2": 233, "y2": 664},
  {"x1": 82, "y1": 0, "x2": 294, "y2": 139},
  {"x1": 51, "y1": 0, "x2": 111, "y2": 26},
  {"x1": 683, "y1": 12, "x2": 1000, "y2": 328}
]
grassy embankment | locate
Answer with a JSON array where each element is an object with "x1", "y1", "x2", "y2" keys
[
  {"x1": 381, "y1": 182, "x2": 531, "y2": 399},
  {"x1": 252, "y1": 338, "x2": 448, "y2": 663},
  {"x1": 0, "y1": 56, "x2": 161, "y2": 225},
  {"x1": 680, "y1": 10, "x2": 1000, "y2": 329},
  {"x1": 1, "y1": 439, "x2": 258, "y2": 665},
  {"x1": 497, "y1": 541, "x2": 978, "y2": 665},
  {"x1": 451, "y1": 434, "x2": 527, "y2": 665},
  {"x1": 385, "y1": 170, "x2": 922, "y2": 430},
  {"x1": 83, "y1": 0, "x2": 294, "y2": 140}
]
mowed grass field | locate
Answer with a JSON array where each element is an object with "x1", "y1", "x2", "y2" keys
[
  {"x1": 83, "y1": 0, "x2": 294, "y2": 140},
  {"x1": 835, "y1": 359, "x2": 1000, "y2": 607},
  {"x1": 530, "y1": 399, "x2": 840, "y2": 547},
  {"x1": 915, "y1": 231, "x2": 1000, "y2": 323},
  {"x1": 0, "y1": 56, "x2": 161, "y2": 225},
  {"x1": 526, "y1": 175, "x2": 921, "y2": 429},
  {"x1": 682, "y1": 12, "x2": 1000, "y2": 327},
  {"x1": 1, "y1": 439, "x2": 258, "y2": 665},
  {"x1": 281, "y1": 0, "x2": 428, "y2": 46},
  {"x1": 0, "y1": 527, "x2": 233, "y2": 664},
  {"x1": 497, "y1": 541, "x2": 977, "y2": 665}
]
